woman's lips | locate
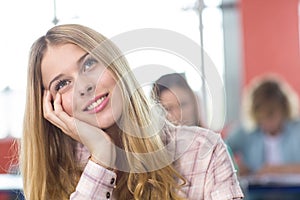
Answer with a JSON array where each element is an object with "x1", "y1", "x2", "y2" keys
[{"x1": 83, "y1": 93, "x2": 109, "y2": 113}]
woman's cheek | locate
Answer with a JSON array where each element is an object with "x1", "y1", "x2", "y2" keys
[{"x1": 61, "y1": 93, "x2": 73, "y2": 116}]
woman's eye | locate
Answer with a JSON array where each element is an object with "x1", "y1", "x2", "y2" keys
[
  {"x1": 83, "y1": 57, "x2": 98, "y2": 71},
  {"x1": 55, "y1": 80, "x2": 71, "y2": 91}
]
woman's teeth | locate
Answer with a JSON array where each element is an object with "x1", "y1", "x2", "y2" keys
[{"x1": 87, "y1": 95, "x2": 107, "y2": 111}]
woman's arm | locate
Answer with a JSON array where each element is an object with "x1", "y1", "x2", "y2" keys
[
  {"x1": 43, "y1": 91, "x2": 117, "y2": 199},
  {"x1": 70, "y1": 160, "x2": 116, "y2": 200}
]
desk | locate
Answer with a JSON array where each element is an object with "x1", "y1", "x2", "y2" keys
[
  {"x1": 0, "y1": 174, "x2": 24, "y2": 200},
  {"x1": 240, "y1": 174, "x2": 300, "y2": 200}
]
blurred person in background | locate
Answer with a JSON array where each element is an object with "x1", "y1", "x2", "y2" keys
[
  {"x1": 152, "y1": 73, "x2": 238, "y2": 170},
  {"x1": 151, "y1": 73, "x2": 203, "y2": 127},
  {"x1": 226, "y1": 75, "x2": 300, "y2": 176}
]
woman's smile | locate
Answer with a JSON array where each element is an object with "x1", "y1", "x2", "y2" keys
[
  {"x1": 83, "y1": 93, "x2": 110, "y2": 113},
  {"x1": 41, "y1": 43, "x2": 123, "y2": 130}
]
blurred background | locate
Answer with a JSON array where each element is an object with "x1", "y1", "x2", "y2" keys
[{"x1": 1, "y1": 0, "x2": 300, "y2": 199}]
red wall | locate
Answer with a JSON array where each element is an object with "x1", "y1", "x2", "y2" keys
[
  {"x1": 240, "y1": 0, "x2": 300, "y2": 93},
  {"x1": 0, "y1": 138, "x2": 19, "y2": 174}
]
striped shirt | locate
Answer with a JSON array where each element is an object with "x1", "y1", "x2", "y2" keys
[{"x1": 70, "y1": 125, "x2": 244, "y2": 200}]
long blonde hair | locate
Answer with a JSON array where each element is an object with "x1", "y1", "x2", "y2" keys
[{"x1": 21, "y1": 24, "x2": 186, "y2": 200}]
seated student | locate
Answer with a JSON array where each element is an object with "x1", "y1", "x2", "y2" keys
[
  {"x1": 20, "y1": 24, "x2": 243, "y2": 199},
  {"x1": 226, "y1": 75, "x2": 300, "y2": 176},
  {"x1": 152, "y1": 73, "x2": 238, "y2": 170},
  {"x1": 151, "y1": 73, "x2": 203, "y2": 127}
]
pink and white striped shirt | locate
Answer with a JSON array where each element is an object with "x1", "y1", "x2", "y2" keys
[{"x1": 70, "y1": 125, "x2": 244, "y2": 200}]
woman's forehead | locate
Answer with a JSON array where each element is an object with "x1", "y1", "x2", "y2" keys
[{"x1": 41, "y1": 44, "x2": 86, "y2": 88}]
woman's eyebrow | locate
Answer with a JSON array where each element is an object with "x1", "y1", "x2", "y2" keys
[
  {"x1": 78, "y1": 53, "x2": 89, "y2": 65},
  {"x1": 48, "y1": 53, "x2": 89, "y2": 89},
  {"x1": 48, "y1": 74, "x2": 65, "y2": 90}
]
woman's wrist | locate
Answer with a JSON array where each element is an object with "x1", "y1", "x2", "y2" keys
[{"x1": 89, "y1": 155, "x2": 115, "y2": 171}]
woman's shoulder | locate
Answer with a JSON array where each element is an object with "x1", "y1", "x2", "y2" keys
[
  {"x1": 177, "y1": 125, "x2": 220, "y2": 143},
  {"x1": 169, "y1": 125, "x2": 222, "y2": 158}
]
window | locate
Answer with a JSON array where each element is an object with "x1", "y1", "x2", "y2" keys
[{"x1": 0, "y1": 0, "x2": 226, "y2": 138}]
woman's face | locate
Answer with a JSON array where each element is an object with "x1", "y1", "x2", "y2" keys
[
  {"x1": 160, "y1": 86, "x2": 198, "y2": 126},
  {"x1": 41, "y1": 43, "x2": 123, "y2": 131}
]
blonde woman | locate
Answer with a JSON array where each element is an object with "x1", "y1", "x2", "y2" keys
[{"x1": 21, "y1": 24, "x2": 243, "y2": 200}]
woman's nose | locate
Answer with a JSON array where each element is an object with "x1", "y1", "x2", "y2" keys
[{"x1": 79, "y1": 84, "x2": 95, "y2": 96}]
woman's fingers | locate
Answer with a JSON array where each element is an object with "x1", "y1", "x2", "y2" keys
[
  {"x1": 43, "y1": 90, "x2": 63, "y2": 127},
  {"x1": 43, "y1": 91, "x2": 69, "y2": 130},
  {"x1": 43, "y1": 90, "x2": 53, "y2": 118},
  {"x1": 53, "y1": 93, "x2": 81, "y2": 141},
  {"x1": 43, "y1": 90, "x2": 80, "y2": 141}
]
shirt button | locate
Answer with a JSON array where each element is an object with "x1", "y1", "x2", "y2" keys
[
  {"x1": 106, "y1": 192, "x2": 111, "y2": 199},
  {"x1": 110, "y1": 178, "x2": 115, "y2": 184}
]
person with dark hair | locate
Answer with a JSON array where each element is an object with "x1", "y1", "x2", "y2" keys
[
  {"x1": 152, "y1": 73, "x2": 203, "y2": 127},
  {"x1": 226, "y1": 76, "x2": 300, "y2": 176}
]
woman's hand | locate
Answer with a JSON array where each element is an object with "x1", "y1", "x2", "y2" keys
[{"x1": 43, "y1": 90, "x2": 116, "y2": 169}]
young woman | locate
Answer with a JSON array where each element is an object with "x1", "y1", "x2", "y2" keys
[
  {"x1": 21, "y1": 24, "x2": 243, "y2": 200},
  {"x1": 152, "y1": 73, "x2": 203, "y2": 127}
]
